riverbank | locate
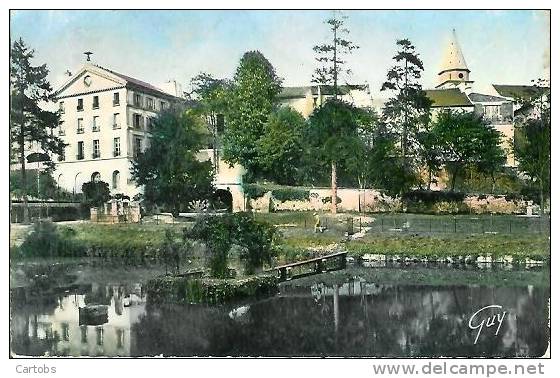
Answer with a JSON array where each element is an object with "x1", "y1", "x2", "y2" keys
[
  {"x1": 282, "y1": 233, "x2": 550, "y2": 263},
  {"x1": 10, "y1": 214, "x2": 550, "y2": 265},
  {"x1": 279, "y1": 264, "x2": 550, "y2": 289}
]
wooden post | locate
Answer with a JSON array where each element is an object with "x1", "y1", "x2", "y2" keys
[
  {"x1": 280, "y1": 267, "x2": 287, "y2": 281},
  {"x1": 316, "y1": 259, "x2": 324, "y2": 273}
]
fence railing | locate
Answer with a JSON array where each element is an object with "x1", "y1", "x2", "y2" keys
[{"x1": 295, "y1": 214, "x2": 550, "y2": 235}]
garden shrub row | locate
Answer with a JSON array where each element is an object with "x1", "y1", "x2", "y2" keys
[{"x1": 242, "y1": 183, "x2": 310, "y2": 202}]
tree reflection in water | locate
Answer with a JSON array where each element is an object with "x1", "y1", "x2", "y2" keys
[
  {"x1": 130, "y1": 283, "x2": 548, "y2": 357},
  {"x1": 11, "y1": 279, "x2": 549, "y2": 357}
]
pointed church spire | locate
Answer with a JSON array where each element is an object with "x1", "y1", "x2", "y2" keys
[
  {"x1": 436, "y1": 29, "x2": 473, "y2": 90},
  {"x1": 439, "y1": 29, "x2": 469, "y2": 74}
]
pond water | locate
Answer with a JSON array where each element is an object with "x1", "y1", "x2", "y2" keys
[{"x1": 10, "y1": 266, "x2": 549, "y2": 357}]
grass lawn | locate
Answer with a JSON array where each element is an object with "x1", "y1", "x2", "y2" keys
[
  {"x1": 12, "y1": 212, "x2": 550, "y2": 265},
  {"x1": 261, "y1": 212, "x2": 550, "y2": 262},
  {"x1": 256, "y1": 211, "x2": 550, "y2": 235},
  {"x1": 67, "y1": 222, "x2": 185, "y2": 248}
]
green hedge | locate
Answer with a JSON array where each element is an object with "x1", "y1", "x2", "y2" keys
[
  {"x1": 243, "y1": 184, "x2": 269, "y2": 200},
  {"x1": 402, "y1": 190, "x2": 466, "y2": 204},
  {"x1": 271, "y1": 188, "x2": 309, "y2": 202},
  {"x1": 243, "y1": 184, "x2": 310, "y2": 202},
  {"x1": 145, "y1": 274, "x2": 278, "y2": 304}
]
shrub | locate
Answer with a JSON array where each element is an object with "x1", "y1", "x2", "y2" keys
[
  {"x1": 321, "y1": 196, "x2": 342, "y2": 204},
  {"x1": 231, "y1": 214, "x2": 281, "y2": 275},
  {"x1": 185, "y1": 213, "x2": 281, "y2": 277},
  {"x1": 82, "y1": 180, "x2": 111, "y2": 208},
  {"x1": 15, "y1": 220, "x2": 83, "y2": 259},
  {"x1": 271, "y1": 188, "x2": 310, "y2": 202},
  {"x1": 402, "y1": 190, "x2": 466, "y2": 204},
  {"x1": 242, "y1": 184, "x2": 269, "y2": 200},
  {"x1": 185, "y1": 216, "x2": 233, "y2": 278}
]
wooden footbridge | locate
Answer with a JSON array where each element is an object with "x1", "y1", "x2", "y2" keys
[{"x1": 267, "y1": 251, "x2": 347, "y2": 282}]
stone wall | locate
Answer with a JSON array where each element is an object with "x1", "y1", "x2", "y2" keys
[{"x1": 248, "y1": 188, "x2": 531, "y2": 215}]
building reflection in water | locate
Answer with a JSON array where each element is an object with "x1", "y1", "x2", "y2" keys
[
  {"x1": 11, "y1": 283, "x2": 146, "y2": 357},
  {"x1": 10, "y1": 278, "x2": 549, "y2": 357}
]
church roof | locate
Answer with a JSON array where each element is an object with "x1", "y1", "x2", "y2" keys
[
  {"x1": 438, "y1": 29, "x2": 469, "y2": 74},
  {"x1": 425, "y1": 88, "x2": 473, "y2": 108},
  {"x1": 468, "y1": 92, "x2": 508, "y2": 103},
  {"x1": 492, "y1": 84, "x2": 550, "y2": 100}
]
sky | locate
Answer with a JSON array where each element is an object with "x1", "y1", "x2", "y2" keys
[{"x1": 10, "y1": 10, "x2": 550, "y2": 99}]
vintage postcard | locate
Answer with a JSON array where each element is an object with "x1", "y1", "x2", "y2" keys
[{"x1": 7, "y1": 5, "x2": 552, "y2": 376}]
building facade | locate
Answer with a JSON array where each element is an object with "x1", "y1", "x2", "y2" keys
[
  {"x1": 52, "y1": 64, "x2": 181, "y2": 198},
  {"x1": 278, "y1": 84, "x2": 375, "y2": 118}
]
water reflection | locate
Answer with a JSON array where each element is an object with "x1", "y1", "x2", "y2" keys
[
  {"x1": 11, "y1": 283, "x2": 145, "y2": 357},
  {"x1": 11, "y1": 276, "x2": 549, "y2": 357}
]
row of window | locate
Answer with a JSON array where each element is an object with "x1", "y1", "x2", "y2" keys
[
  {"x1": 59, "y1": 113, "x2": 156, "y2": 135},
  {"x1": 60, "y1": 93, "x2": 120, "y2": 113},
  {"x1": 133, "y1": 93, "x2": 168, "y2": 111},
  {"x1": 62, "y1": 137, "x2": 143, "y2": 162},
  {"x1": 59, "y1": 92, "x2": 168, "y2": 113}
]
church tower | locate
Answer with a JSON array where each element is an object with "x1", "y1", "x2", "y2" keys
[{"x1": 436, "y1": 29, "x2": 473, "y2": 92}]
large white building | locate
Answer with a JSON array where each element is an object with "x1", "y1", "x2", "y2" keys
[
  {"x1": 51, "y1": 63, "x2": 247, "y2": 211},
  {"x1": 52, "y1": 64, "x2": 181, "y2": 198}
]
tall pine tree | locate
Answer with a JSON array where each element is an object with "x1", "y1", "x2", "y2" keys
[
  {"x1": 381, "y1": 39, "x2": 432, "y2": 195},
  {"x1": 312, "y1": 11, "x2": 359, "y2": 213},
  {"x1": 10, "y1": 38, "x2": 65, "y2": 223}
]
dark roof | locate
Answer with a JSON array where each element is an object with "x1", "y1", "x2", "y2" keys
[
  {"x1": 278, "y1": 86, "x2": 310, "y2": 99},
  {"x1": 95, "y1": 65, "x2": 179, "y2": 99},
  {"x1": 278, "y1": 84, "x2": 368, "y2": 99},
  {"x1": 424, "y1": 88, "x2": 473, "y2": 107},
  {"x1": 310, "y1": 84, "x2": 367, "y2": 96},
  {"x1": 468, "y1": 92, "x2": 508, "y2": 103},
  {"x1": 492, "y1": 84, "x2": 550, "y2": 100}
]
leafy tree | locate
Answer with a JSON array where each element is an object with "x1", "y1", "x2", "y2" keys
[
  {"x1": 10, "y1": 169, "x2": 73, "y2": 200},
  {"x1": 10, "y1": 38, "x2": 66, "y2": 223},
  {"x1": 222, "y1": 51, "x2": 283, "y2": 179},
  {"x1": 188, "y1": 73, "x2": 231, "y2": 171},
  {"x1": 343, "y1": 107, "x2": 380, "y2": 187},
  {"x1": 514, "y1": 79, "x2": 550, "y2": 213},
  {"x1": 257, "y1": 107, "x2": 306, "y2": 185},
  {"x1": 186, "y1": 215, "x2": 232, "y2": 278},
  {"x1": 81, "y1": 180, "x2": 111, "y2": 208},
  {"x1": 416, "y1": 128, "x2": 443, "y2": 190},
  {"x1": 130, "y1": 106, "x2": 215, "y2": 216},
  {"x1": 228, "y1": 213, "x2": 279, "y2": 275},
  {"x1": 359, "y1": 122, "x2": 413, "y2": 196},
  {"x1": 380, "y1": 39, "x2": 432, "y2": 193},
  {"x1": 186, "y1": 213, "x2": 279, "y2": 277},
  {"x1": 433, "y1": 110, "x2": 505, "y2": 191},
  {"x1": 312, "y1": 11, "x2": 359, "y2": 213},
  {"x1": 306, "y1": 100, "x2": 366, "y2": 210}
]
